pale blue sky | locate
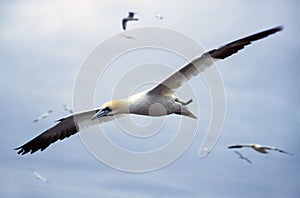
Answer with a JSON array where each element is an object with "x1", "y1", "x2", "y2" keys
[{"x1": 1, "y1": 1, "x2": 299, "y2": 197}]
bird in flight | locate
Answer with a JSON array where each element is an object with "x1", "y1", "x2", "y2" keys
[
  {"x1": 33, "y1": 110, "x2": 53, "y2": 123},
  {"x1": 62, "y1": 104, "x2": 73, "y2": 114},
  {"x1": 120, "y1": 33, "x2": 135, "y2": 40},
  {"x1": 15, "y1": 26, "x2": 283, "y2": 155},
  {"x1": 233, "y1": 150, "x2": 252, "y2": 164},
  {"x1": 154, "y1": 12, "x2": 163, "y2": 20},
  {"x1": 31, "y1": 169, "x2": 49, "y2": 183},
  {"x1": 122, "y1": 12, "x2": 139, "y2": 30},
  {"x1": 228, "y1": 143, "x2": 292, "y2": 155}
]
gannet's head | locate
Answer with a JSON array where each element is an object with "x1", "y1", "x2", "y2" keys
[
  {"x1": 250, "y1": 143, "x2": 256, "y2": 147},
  {"x1": 250, "y1": 143, "x2": 262, "y2": 149},
  {"x1": 91, "y1": 99, "x2": 128, "y2": 120}
]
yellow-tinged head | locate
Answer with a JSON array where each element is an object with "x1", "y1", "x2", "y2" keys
[{"x1": 91, "y1": 99, "x2": 129, "y2": 120}]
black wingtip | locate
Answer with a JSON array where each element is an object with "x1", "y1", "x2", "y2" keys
[
  {"x1": 15, "y1": 147, "x2": 24, "y2": 155},
  {"x1": 207, "y1": 25, "x2": 284, "y2": 60},
  {"x1": 15, "y1": 145, "x2": 32, "y2": 155},
  {"x1": 14, "y1": 146, "x2": 21, "y2": 151},
  {"x1": 228, "y1": 145, "x2": 242, "y2": 149},
  {"x1": 269, "y1": 25, "x2": 284, "y2": 34},
  {"x1": 275, "y1": 25, "x2": 284, "y2": 32}
]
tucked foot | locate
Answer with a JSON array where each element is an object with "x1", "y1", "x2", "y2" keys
[{"x1": 175, "y1": 98, "x2": 193, "y2": 106}]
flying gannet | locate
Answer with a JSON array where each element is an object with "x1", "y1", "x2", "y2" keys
[
  {"x1": 228, "y1": 143, "x2": 292, "y2": 155},
  {"x1": 15, "y1": 26, "x2": 283, "y2": 155},
  {"x1": 121, "y1": 33, "x2": 135, "y2": 40},
  {"x1": 154, "y1": 12, "x2": 163, "y2": 20},
  {"x1": 33, "y1": 110, "x2": 53, "y2": 123},
  {"x1": 233, "y1": 150, "x2": 252, "y2": 164},
  {"x1": 31, "y1": 169, "x2": 49, "y2": 183},
  {"x1": 122, "y1": 12, "x2": 139, "y2": 30}
]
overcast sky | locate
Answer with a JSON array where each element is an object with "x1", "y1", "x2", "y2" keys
[{"x1": 1, "y1": 1, "x2": 300, "y2": 197}]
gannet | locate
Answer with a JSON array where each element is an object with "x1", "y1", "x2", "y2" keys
[
  {"x1": 228, "y1": 143, "x2": 292, "y2": 155},
  {"x1": 62, "y1": 104, "x2": 73, "y2": 114},
  {"x1": 154, "y1": 12, "x2": 163, "y2": 20},
  {"x1": 120, "y1": 33, "x2": 135, "y2": 39},
  {"x1": 33, "y1": 110, "x2": 53, "y2": 123},
  {"x1": 31, "y1": 169, "x2": 49, "y2": 183},
  {"x1": 15, "y1": 26, "x2": 283, "y2": 155},
  {"x1": 122, "y1": 12, "x2": 139, "y2": 30},
  {"x1": 233, "y1": 150, "x2": 252, "y2": 164}
]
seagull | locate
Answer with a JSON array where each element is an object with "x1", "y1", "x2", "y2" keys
[
  {"x1": 62, "y1": 104, "x2": 73, "y2": 114},
  {"x1": 31, "y1": 169, "x2": 49, "y2": 183},
  {"x1": 33, "y1": 110, "x2": 53, "y2": 123},
  {"x1": 122, "y1": 12, "x2": 139, "y2": 30},
  {"x1": 15, "y1": 26, "x2": 283, "y2": 155},
  {"x1": 233, "y1": 150, "x2": 252, "y2": 164},
  {"x1": 154, "y1": 12, "x2": 163, "y2": 20},
  {"x1": 228, "y1": 143, "x2": 292, "y2": 155}
]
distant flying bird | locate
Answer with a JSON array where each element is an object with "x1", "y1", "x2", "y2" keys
[
  {"x1": 122, "y1": 12, "x2": 139, "y2": 30},
  {"x1": 154, "y1": 12, "x2": 163, "y2": 20},
  {"x1": 121, "y1": 33, "x2": 135, "y2": 40},
  {"x1": 228, "y1": 143, "x2": 292, "y2": 155},
  {"x1": 33, "y1": 110, "x2": 53, "y2": 123},
  {"x1": 15, "y1": 26, "x2": 283, "y2": 155},
  {"x1": 62, "y1": 104, "x2": 73, "y2": 114},
  {"x1": 233, "y1": 150, "x2": 252, "y2": 164},
  {"x1": 31, "y1": 169, "x2": 49, "y2": 183}
]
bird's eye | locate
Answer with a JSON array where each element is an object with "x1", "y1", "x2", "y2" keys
[{"x1": 103, "y1": 107, "x2": 112, "y2": 112}]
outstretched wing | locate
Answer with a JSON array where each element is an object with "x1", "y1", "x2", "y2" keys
[
  {"x1": 149, "y1": 26, "x2": 283, "y2": 95},
  {"x1": 228, "y1": 145, "x2": 243, "y2": 149},
  {"x1": 244, "y1": 157, "x2": 252, "y2": 164},
  {"x1": 234, "y1": 150, "x2": 252, "y2": 163},
  {"x1": 274, "y1": 148, "x2": 292, "y2": 155},
  {"x1": 15, "y1": 109, "x2": 116, "y2": 155},
  {"x1": 228, "y1": 144, "x2": 251, "y2": 149},
  {"x1": 122, "y1": 19, "x2": 127, "y2": 30},
  {"x1": 234, "y1": 150, "x2": 243, "y2": 157},
  {"x1": 262, "y1": 146, "x2": 292, "y2": 156}
]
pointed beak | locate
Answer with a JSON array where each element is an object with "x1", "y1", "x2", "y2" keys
[{"x1": 91, "y1": 108, "x2": 111, "y2": 120}]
